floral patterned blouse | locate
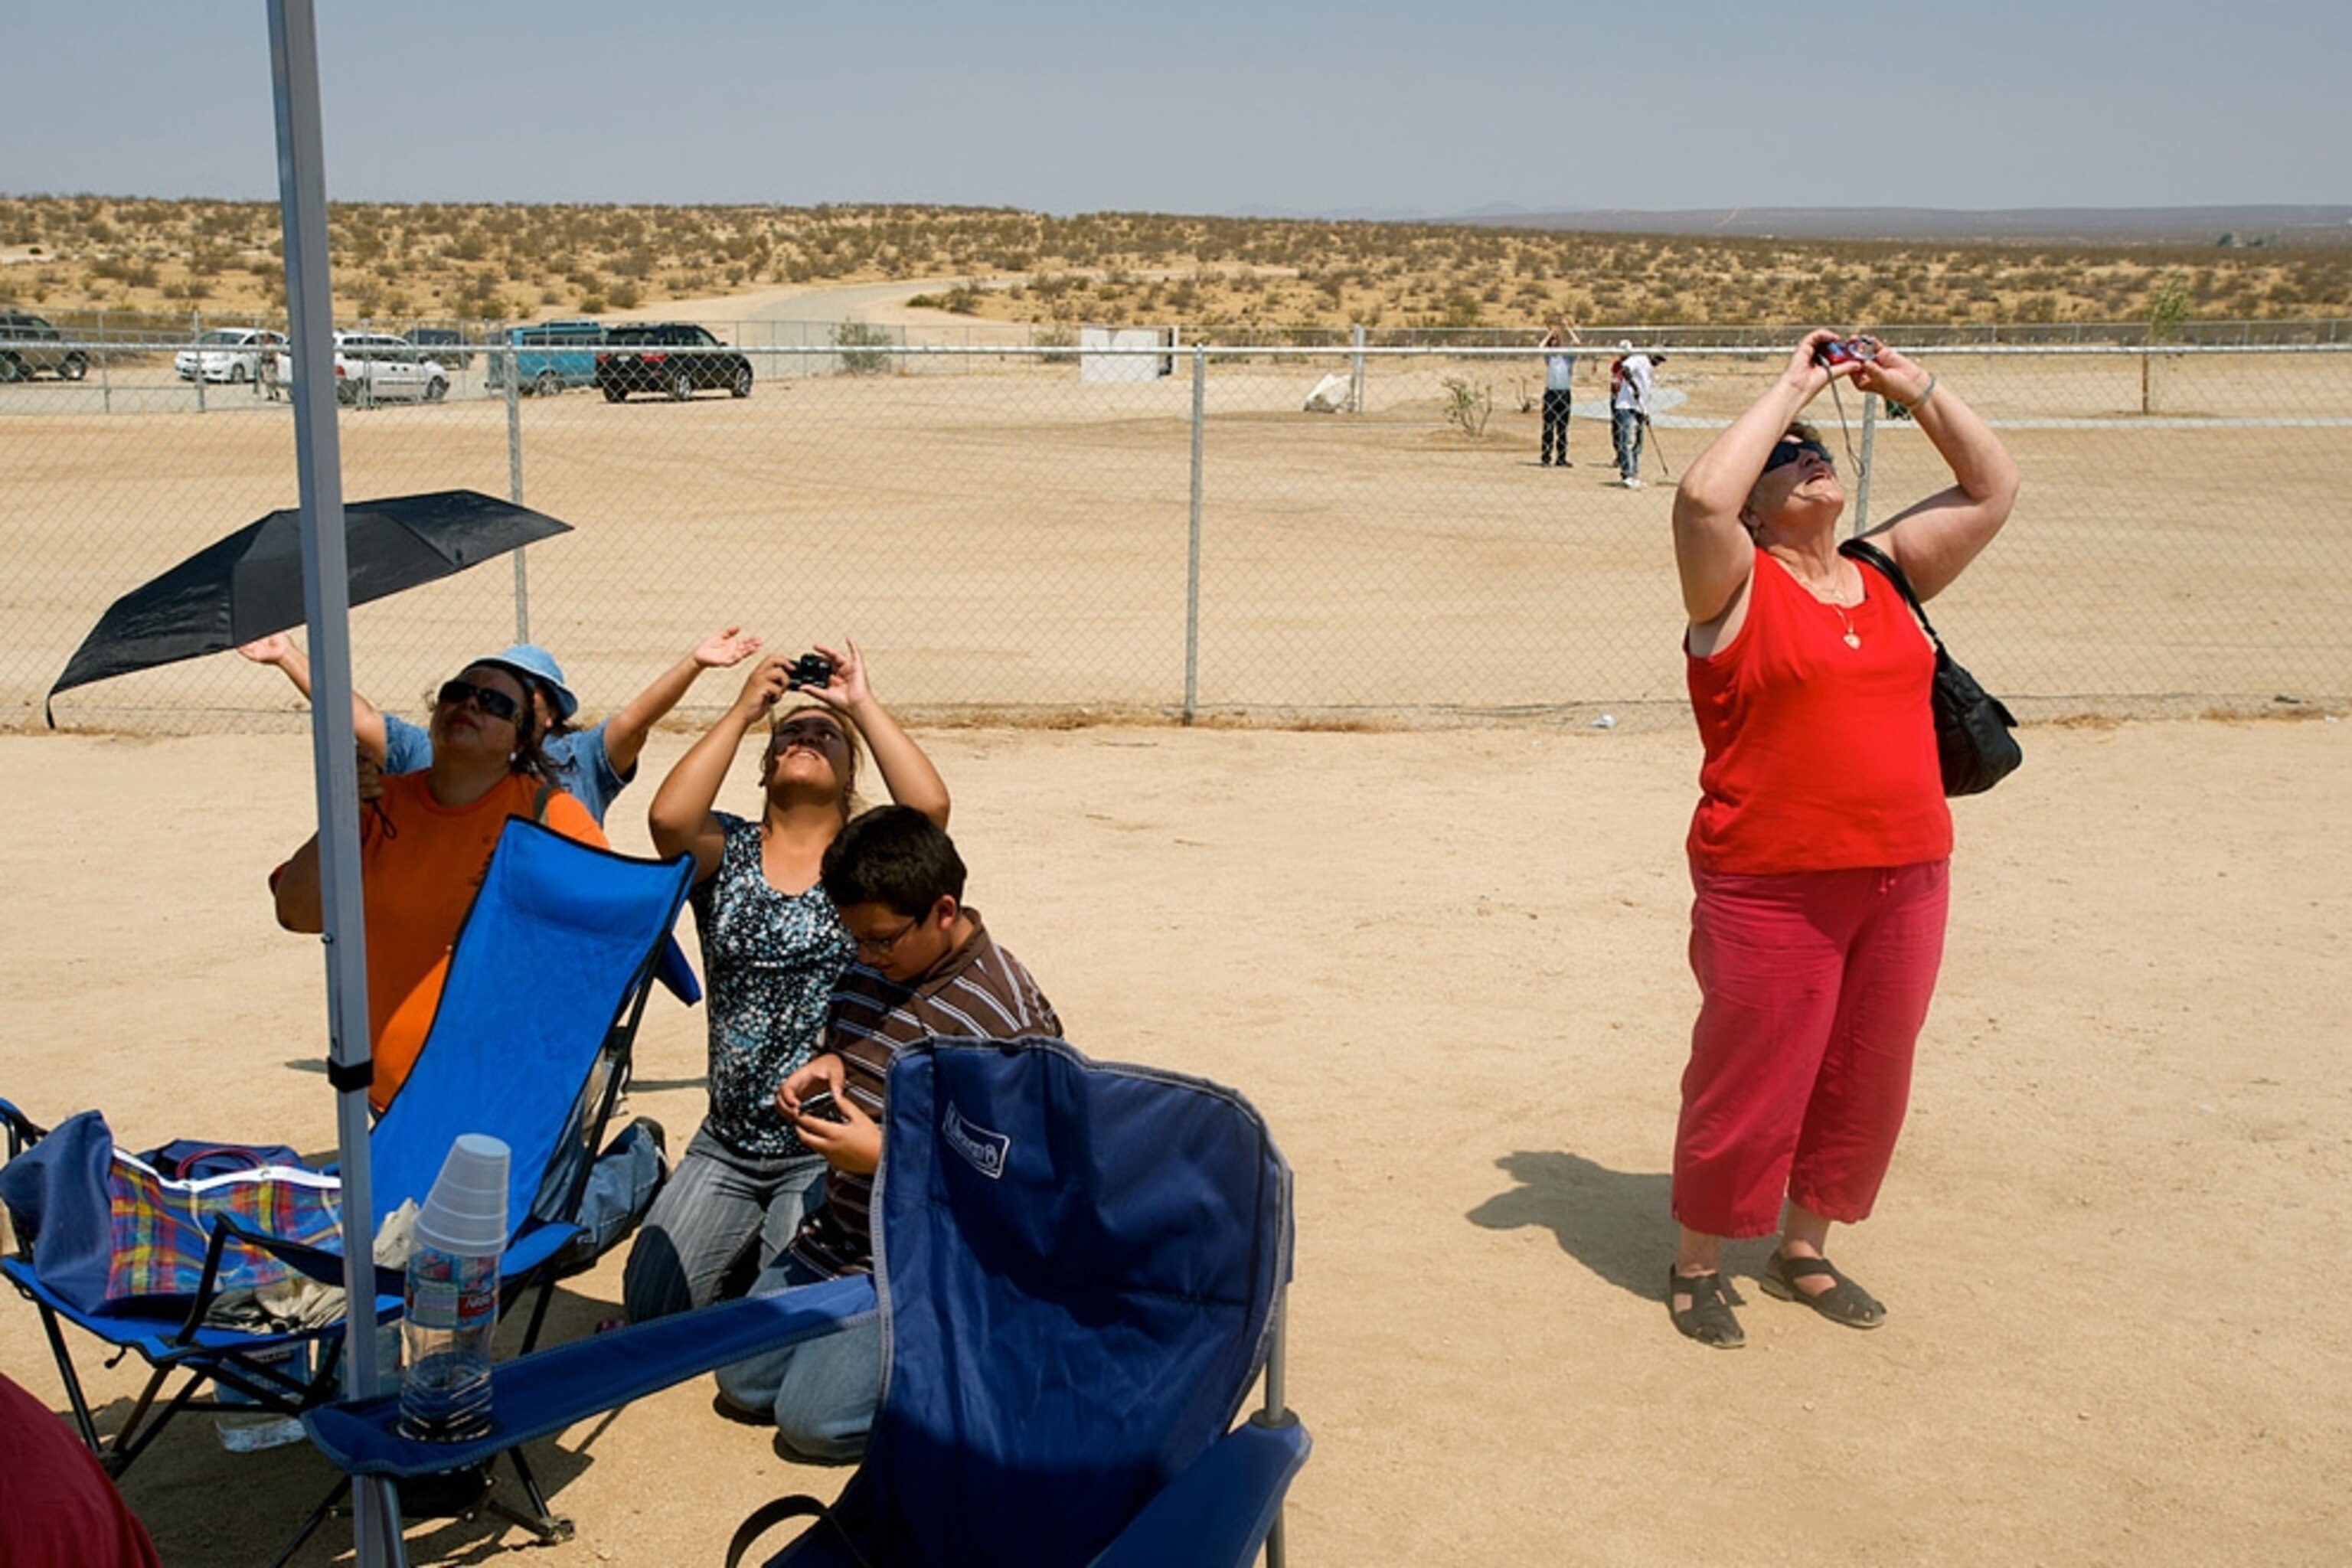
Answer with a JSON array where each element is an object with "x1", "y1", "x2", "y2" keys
[{"x1": 686, "y1": 812, "x2": 854, "y2": 1157}]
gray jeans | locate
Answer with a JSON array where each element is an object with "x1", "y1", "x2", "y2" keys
[
  {"x1": 621, "y1": 1125, "x2": 825, "y2": 1323},
  {"x1": 714, "y1": 1250, "x2": 881, "y2": 1464}
]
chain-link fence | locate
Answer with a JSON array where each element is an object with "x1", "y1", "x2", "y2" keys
[{"x1": 6, "y1": 326, "x2": 2348, "y2": 735}]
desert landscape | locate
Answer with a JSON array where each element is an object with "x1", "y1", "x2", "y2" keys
[
  {"x1": 6, "y1": 196, "x2": 2351, "y2": 337},
  {"x1": 4, "y1": 191, "x2": 2350, "y2": 1566}
]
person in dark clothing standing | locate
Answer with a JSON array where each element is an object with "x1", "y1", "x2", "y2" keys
[{"x1": 1539, "y1": 319, "x2": 1581, "y2": 466}]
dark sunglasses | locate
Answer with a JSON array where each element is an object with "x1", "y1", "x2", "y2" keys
[
  {"x1": 436, "y1": 678, "x2": 521, "y2": 724},
  {"x1": 1761, "y1": 437, "x2": 1834, "y2": 476}
]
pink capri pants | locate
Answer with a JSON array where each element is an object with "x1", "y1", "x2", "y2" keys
[{"x1": 1672, "y1": 859, "x2": 1949, "y2": 1239}]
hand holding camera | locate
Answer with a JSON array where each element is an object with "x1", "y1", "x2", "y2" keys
[
  {"x1": 1814, "y1": 336, "x2": 1879, "y2": 368},
  {"x1": 787, "y1": 652, "x2": 836, "y2": 692}
]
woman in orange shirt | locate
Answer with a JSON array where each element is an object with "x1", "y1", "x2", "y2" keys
[
  {"x1": 271, "y1": 657, "x2": 605, "y2": 1112},
  {"x1": 1665, "y1": 331, "x2": 2019, "y2": 1349}
]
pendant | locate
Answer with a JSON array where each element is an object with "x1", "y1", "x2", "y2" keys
[{"x1": 1842, "y1": 631, "x2": 1861, "y2": 649}]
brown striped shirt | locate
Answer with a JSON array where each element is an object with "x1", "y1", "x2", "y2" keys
[{"x1": 786, "y1": 911, "x2": 1059, "y2": 1278}]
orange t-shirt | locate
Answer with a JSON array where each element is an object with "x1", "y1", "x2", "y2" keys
[
  {"x1": 1685, "y1": 550, "x2": 1951, "y2": 874},
  {"x1": 360, "y1": 771, "x2": 605, "y2": 1111}
]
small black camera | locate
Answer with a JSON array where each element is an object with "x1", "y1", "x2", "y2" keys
[
  {"x1": 787, "y1": 652, "x2": 835, "y2": 691},
  {"x1": 1815, "y1": 337, "x2": 1877, "y2": 367},
  {"x1": 795, "y1": 1089, "x2": 845, "y2": 1124}
]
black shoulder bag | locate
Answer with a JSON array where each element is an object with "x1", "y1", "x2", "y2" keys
[{"x1": 1839, "y1": 537, "x2": 2021, "y2": 797}]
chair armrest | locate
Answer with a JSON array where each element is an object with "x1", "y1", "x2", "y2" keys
[
  {"x1": 211, "y1": 1212, "x2": 405, "y2": 1300},
  {"x1": 305, "y1": 1273, "x2": 877, "y2": 1477},
  {"x1": 1089, "y1": 1413, "x2": 1312, "y2": 1568}
]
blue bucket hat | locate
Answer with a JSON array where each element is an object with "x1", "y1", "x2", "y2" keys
[{"x1": 474, "y1": 643, "x2": 578, "y2": 722}]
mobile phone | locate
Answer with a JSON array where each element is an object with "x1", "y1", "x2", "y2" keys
[{"x1": 794, "y1": 1089, "x2": 845, "y2": 1124}]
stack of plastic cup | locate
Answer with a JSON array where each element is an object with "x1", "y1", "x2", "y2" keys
[{"x1": 398, "y1": 1133, "x2": 509, "y2": 1442}]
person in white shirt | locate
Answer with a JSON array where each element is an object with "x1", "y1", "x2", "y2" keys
[{"x1": 1611, "y1": 340, "x2": 1656, "y2": 488}]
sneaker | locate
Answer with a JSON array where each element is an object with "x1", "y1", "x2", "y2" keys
[{"x1": 1622, "y1": 478, "x2": 1644, "y2": 490}]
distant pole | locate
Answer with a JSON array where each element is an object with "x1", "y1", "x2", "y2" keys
[
  {"x1": 1184, "y1": 344, "x2": 1205, "y2": 725},
  {"x1": 1852, "y1": 394, "x2": 1877, "y2": 535},
  {"x1": 505, "y1": 352, "x2": 530, "y2": 642}
]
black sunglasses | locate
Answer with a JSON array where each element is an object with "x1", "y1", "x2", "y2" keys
[
  {"x1": 1761, "y1": 437, "x2": 1834, "y2": 476},
  {"x1": 436, "y1": 678, "x2": 521, "y2": 724}
]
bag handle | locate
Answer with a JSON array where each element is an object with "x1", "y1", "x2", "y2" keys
[{"x1": 1839, "y1": 537, "x2": 1947, "y2": 652}]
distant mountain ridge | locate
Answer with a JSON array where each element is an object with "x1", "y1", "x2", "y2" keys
[{"x1": 1448, "y1": 204, "x2": 2352, "y2": 245}]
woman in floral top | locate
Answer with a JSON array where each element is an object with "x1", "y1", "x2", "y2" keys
[{"x1": 622, "y1": 639, "x2": 948, "y2": 1321}]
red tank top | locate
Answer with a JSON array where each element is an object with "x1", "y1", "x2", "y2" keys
[{"x1": 1685, "y1": 549, "x2": 1951, "y2": 874}]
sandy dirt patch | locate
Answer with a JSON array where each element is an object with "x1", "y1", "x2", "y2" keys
[{"x1": 2, "y1": 715, "x2": 2347, "y2": 1564}]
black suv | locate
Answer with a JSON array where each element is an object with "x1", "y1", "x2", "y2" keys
[
  {"x1": 0, "y1": 312, "x2": 90, "y2": 381},
  {"x1": 595, "y1": 323, "x2": 753, "y2": 401}
]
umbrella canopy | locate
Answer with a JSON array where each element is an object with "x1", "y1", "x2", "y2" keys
[{"x1": 45, "y1": 488, "x2": 571, "y2": 723}]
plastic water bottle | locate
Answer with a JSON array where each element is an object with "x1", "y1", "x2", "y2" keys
[{"x1": 397, "y1": 1133, "x2": 508, "y2": 1442}]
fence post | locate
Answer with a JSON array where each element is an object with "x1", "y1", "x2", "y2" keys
[
  {"x1": 1184, "y1": 343, "x2": 1206, "y2": 725},
  {"x1": 1852, "y1": 394, "x2": 1878, "y2": 535},
  {"x1": 505, "y1": 348, "x2": 530, "y2": 643},
  {"x1": 1349, "y1": 324, "x2": 1366, "y2": 413},
  {"x1": 192, "y1": 309, "x2": 207, "y2": 414},
  {"x1": 98, "y1": 309, "x2": 112, "y2": 415}
]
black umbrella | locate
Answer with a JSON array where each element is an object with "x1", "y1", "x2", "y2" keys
[{"x1": 46, "y1": 488, "x2": 572, "y2": 724}]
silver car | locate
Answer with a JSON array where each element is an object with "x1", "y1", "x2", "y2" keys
[{"x1": 175, "y1": 328, "x2": 286, "y2": 384}]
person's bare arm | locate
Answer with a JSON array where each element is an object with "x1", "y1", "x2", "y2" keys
[
  {"x1": 238, "y1": 633, "x2": 391, "y2": 763},
  {"x1": 645, "y1": 656, "x2": 788, "y2": 882},
  {"x1": 802, "y1": 639, "x2": 949, "y2": 828},
  {"x1": 1851, "y1": 349, "x2": 2021, "y2": 601},
  {"x1": 598, "y1": 625, "x2": 763, "y2": 776},
  {"x1": 272, "y1": 834, "x2": 323, "y2": 932},
  {"x1": 1673, "y1": 330, "x2": 1855, "y2": 626}
]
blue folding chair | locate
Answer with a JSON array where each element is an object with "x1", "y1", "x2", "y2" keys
[
  {"x1": 0, "y1": 819, "x2": 694, "y2": 1542},
  {"x1": 303, "y1": 1034, "x2": 1308, "y2": 1568}
]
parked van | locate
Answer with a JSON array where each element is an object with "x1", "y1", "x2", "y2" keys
[{"x1": 485, "y1": 319, "x2": 606, "y2": 397}]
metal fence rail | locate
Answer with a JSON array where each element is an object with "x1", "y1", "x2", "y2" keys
[{"x1": 5, "y1": 335, "x2": 2347, "y2": 734}]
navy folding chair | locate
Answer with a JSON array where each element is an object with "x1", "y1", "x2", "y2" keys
[
  {"x1": 741, "y1": 1035, "x2": 1307, "y2": 1567},
  {"x1": 302, "y1": 1035, "x2": 1307, "y2": 1568},
  {"x1": 1, "y1": 820, "x2": 694, "y2": 1543}
]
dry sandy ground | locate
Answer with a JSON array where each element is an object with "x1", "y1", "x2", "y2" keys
[{"x1": 3, "y1": 715, "x2": 2348, "y2": 1565}]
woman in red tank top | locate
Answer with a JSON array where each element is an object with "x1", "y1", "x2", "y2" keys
[{"x1": 1664, "y1": 331, "x2": 2020, "y2": 1349}]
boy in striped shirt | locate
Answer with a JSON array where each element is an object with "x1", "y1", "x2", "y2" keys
[{"x1": 714, "y1": 805, "x2": 1060, "y2": 1457}]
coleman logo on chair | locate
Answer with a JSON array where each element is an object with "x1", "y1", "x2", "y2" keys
[{"x1": 942, "y1": 1102, "x2": 1009, "y2": 1181}]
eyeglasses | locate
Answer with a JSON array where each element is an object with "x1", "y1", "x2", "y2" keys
[
  {"x1": 851, "y1": 914, "x2": 924, "y2": 958},
  {"x1": 435, "y1": 678, "x2": 521, "y2": 724},
  {"x1": 1761, "y1": 437, "x2": 1835, "y2": 477}
]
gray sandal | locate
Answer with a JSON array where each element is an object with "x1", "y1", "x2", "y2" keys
[{"x1": 1761, "y1": 1250, "x2": 1886, "y2": 1330}]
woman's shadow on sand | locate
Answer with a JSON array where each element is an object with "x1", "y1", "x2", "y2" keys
[{"x1": 1467, "y1": 1151, "x2": 1674, "y2": 1302}]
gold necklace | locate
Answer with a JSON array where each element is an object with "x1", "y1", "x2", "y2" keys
[{"x1": 1778, "y1": 554, "x2": 1862, "y2": 648}]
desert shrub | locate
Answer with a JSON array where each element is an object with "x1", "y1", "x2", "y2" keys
[
  {"x1": 832, "y1": 319, "x2": 893, "y2": 374},
  {"x1": 1441, "y1": 376, "x2": 1492, "y2": 437}
]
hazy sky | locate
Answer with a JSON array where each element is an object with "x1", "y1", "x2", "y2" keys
[{"x1": 5, "y1": 2, "x2": 2347, "y2": 216}]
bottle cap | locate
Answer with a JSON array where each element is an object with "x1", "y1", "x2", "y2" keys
[{"x1": 413, "y1": 1132, "x2": 510, "y2": 1256}]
